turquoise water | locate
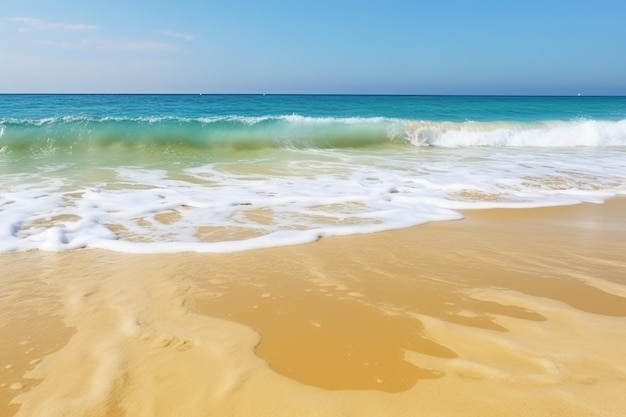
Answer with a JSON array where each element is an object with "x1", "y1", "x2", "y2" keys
[
  {"x1": 4, "y1": 94, "x2": 626, "y2": 121},
  {"x1": 1, "y1": 95, "x2": 626, "y2": 252}
]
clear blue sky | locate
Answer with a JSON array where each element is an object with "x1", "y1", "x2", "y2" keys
[{"x1": 1, "y1": 0, "x2": 625, "y2": 94}]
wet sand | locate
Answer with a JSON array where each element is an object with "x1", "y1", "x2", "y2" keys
[{"x1": 1, "y1": 199, "x2": 625, "y2": 416}]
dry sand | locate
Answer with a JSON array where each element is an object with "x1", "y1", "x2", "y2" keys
[{"x1": 1, "y1": 199, "x2": 625, "y2": 416}]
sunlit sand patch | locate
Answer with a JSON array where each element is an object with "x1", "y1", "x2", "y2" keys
[
  {"x1": 343, "y1": 267, "x2": 544, "y2": 333},
  {"x1": 574, "y1": 255, "x2": 626, "y2": 280},
  {"x1": 107, "y1": 223, "x2": 128, "y2": 236},
  {"x1": 110, "y1": 216, "x2": 203, "y2": 242},
  {"x1": 561, "y1": 270, "x2": 626, "y2": 298},
  {"x1": 307, "y1": 202, "x2": 378, "y2": 224},
  {"x1": 474, "y1": 255, "x2": 626, "y2": 317},
  {"x1": 288, "y1": 208, "x2": 381, "y2": 227},
  {"x1": 194, "y1": 225, "x2": 268, "y2": 242},
  {"x1": 106, "y1": 223, "x2": 153, "y2": 243},
  {"x1": 18, "y1": 214, "x2": 83, "y2": 231},
  {"x1": 305, "y1": 266, "x2": 352, "y2": 291},
  {"x1": 241, "y1": 207, "x2": 275, "y2": 225},
  {"x1": 315, "y1": 214, "x2": 380, "y2": 225},
  {"x1": 521, "y1": 174, "x2": 614, "y2": 191},
  {"x1": 153, "y1": 209, "x2": 182, "y2": 225},
  {"x1": 451, "y1": 189, "x2": 503, "y2": 201},
  {"x1": 0, "y1": 253, "x2": 76, "y2": 417},
  {"x1": 408, "y1": 314, "x2": 567, "y2": 383},
  {"x1": 310, "y1": 201, "x2": 369, "y2": 213},
  {"x1": 456, "y1": 288, "x2": 626, "y2": 382},
  {"x1": 0, "y1": 314, "x2": 74, "y2": 417},
  {"x1": 101, "y1": 182, "x2": 155, "y2": 191}
]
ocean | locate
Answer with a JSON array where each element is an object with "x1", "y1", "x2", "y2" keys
[{"x1": 1, "y1": 94, "x2": 625, "y2": 253}]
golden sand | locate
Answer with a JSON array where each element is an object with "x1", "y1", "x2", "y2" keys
[{"x1": 1, "y1": 199, "x2": 625, "y2": 416}]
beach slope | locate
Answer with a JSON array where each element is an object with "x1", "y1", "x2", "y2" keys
[{"x1": 1, "y1": 200, "x2": 625, "y2": 417}]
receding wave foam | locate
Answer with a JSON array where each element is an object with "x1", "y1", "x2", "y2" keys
[
  {"x1": 1, "y1": 116, "x2": 626, "y2": 156},
  {"x1": 1, "y1": 142, "x2": 626, "y2": 253}
]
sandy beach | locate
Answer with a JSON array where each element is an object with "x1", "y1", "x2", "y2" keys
[{"x1": 1, "y1": 198, "x2": 625, "y2": 417}]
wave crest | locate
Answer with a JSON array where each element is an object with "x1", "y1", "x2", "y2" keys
[
  {"x1": 403, "y1": 119, "x2": 626, "y2": 147},
  {"x1": 1, "y1": 116, "x2": 625, "y2": 156}
]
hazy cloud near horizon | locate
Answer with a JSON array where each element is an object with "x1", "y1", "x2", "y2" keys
[{"x1": 11, "y1": 16, "x2": 100, "y2": 32}]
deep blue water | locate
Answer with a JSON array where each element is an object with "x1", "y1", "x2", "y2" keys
[{"x1": 2, "y1": 94, "x2": 626, "y2": 121}]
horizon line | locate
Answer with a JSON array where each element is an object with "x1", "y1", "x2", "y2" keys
[{"x1": 1, "y1": 92, "x2": 623, "y2": 97}]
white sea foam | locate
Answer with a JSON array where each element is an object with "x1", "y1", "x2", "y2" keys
[
  {"x1": 401, "y1": 119, "x2": 626, "y2": 147},
  {"x1": 282, "y1": 114, "x2": 388, "y2": 125},
  {"x1": 1, "y1": 143, "x2": 625, "y2": 253}
]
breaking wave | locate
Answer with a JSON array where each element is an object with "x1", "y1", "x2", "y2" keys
[{"x1": 1, "y1": 115, "x2": 626, "y2": 155}]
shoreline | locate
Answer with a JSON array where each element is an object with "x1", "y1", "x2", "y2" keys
[{"x1": 1, "y1": 198, "x2": 626, "y2": 416}]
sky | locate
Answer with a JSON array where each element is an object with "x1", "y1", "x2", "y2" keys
[{"x1": 1, "y1": 0, "x2": 626, "y2": 95}]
